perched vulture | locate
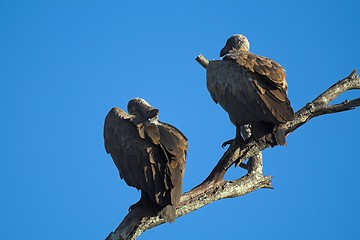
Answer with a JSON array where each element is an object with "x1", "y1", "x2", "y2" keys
[
  {"x1": 104, "y1": 98, "x2": 187, "y2": 222},
  {"x1": 206, "y1": 34, "x2": 294, "y2": 146}
]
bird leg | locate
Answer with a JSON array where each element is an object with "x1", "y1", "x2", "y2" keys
[
  {"x1": 128, "y1": 191, "x2": 152, "y2": 212},
  {"x1": 273, "y1": 123, "x2": 287, "y2": 146},
  {"x1": 222, "y1": 125, "x2": 245, "y2": 148},
  {"x1": 234, "y1": 124, "x2": 253, "y2": 167}
]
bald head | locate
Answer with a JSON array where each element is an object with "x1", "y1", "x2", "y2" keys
[
  {"x1": 127, "y1": 98, "x2": 159, "y2": 119},
  {"x1": 220, "y1": 34, "x2": 250, "y2": 57}
]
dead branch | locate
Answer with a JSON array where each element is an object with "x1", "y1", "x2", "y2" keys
[{"x1": 105, "y1": 55, "x2": 359, "y2": 240}]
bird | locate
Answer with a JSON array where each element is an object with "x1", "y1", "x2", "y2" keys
[
  {"x1": 103, "y1": 98, "x2": 187, "y2": 222},
  {"x1": 206, "y1": 34, "x2": 294, "y2": 146}
]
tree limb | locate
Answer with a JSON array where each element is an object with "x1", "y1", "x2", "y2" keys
[
  {"x1": 106, "y1": 162, "x2": 270, "y2": 240},
  {"x1": 105, "y1": 55, "x2": 359, "y2": 240}
]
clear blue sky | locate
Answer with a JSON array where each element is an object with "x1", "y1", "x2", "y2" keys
[{"x1": 1, "y1": 1, "x2": 359, "y2": 239}]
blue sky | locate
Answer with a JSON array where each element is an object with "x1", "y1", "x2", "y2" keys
[{"x1": 1, "y1": 1, "x2": 359, "y2": 239}]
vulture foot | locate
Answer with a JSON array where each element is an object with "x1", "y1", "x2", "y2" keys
[
  {"x1": 222, "y1": 136, "x2": 246, "y2": 148},
  {"x1": 128, "y1": 200, "x2": 143, "y2": 211},
  {"x1": 222, "y1": 139, "x2": 234, "y2": 148}
]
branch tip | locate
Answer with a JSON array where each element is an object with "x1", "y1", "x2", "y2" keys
[
  {"x1": 349, "y1": 69, "x2": 358, "y2": 79},
  {"x1": 195, "y1": 54, "x2": 209, "y2": 69}
]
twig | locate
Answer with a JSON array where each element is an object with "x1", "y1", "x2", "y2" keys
[{"x1": 195, "y1": 54, "x2": 209, "y2": 69}]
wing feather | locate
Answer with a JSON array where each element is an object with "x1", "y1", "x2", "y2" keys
[
  {"x1": 225, "y1": 51, "x2": 287, "y2": 90},
  {"x1": 221, "y1": 51, "x2": 294, "y2": 124},
  {"x1": 207, "y1": 59, "x2": 294, "y2": 126},
  {"x1": 154, "y1": 122, "x2": 187, "y2": 205},
  {"x1": 253, "y1": 78, "x2": 294, "y2": 122},
  {"x1": 104, "y1": 107, "x2": 187, "y2": 208},
  {"x1": 104, "y1": 108, "x2": 164, "y2": 204}
]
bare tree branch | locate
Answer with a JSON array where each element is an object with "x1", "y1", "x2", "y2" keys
[
  {"x1": 105, "y1": 55, "x2": 359, "y2": 240},
  {"x1": 106, "y1": 157, "x2": 270, "y2": 240},
  {"x1": 195, "y1": 54, "x2": 209, "y2": 69}
]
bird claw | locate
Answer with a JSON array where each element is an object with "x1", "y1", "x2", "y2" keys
[
  {"x1": 128, "y1": 200, "x2": 143, "y2": 211},
  {"x1": 222, "y1": 139, "x2": 234, "y2": 148},
  {"x1": 222, "y1": 136, "x2": 247, "y2": 148},
  {"x1": 238, "y1": 162, "x2": 248, "y2": 169}
]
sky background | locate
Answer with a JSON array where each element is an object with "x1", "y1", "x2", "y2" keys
[{"x1": 1, "y1": 1, "x2": 359, "y2": 239}]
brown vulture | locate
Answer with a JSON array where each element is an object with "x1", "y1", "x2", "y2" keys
[
  {"x1": 103, "y1": 98, "x2": 187, "y2": 222},
  {"x1": 206, "y1": 34, "x2": 294, "y2": 146}
]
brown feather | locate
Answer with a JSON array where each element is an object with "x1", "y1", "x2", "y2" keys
[
  {"x1": 104, "y1": 106, "x2": 187, "y2": 221},
  {"x1": 226, "y1": 50, "x2": 287, "y2": 89},
  {"x1": 220, "y1": 50, "x2": 294, "y2": 123},
  {"x1": 207, "y1": 49, "x2": 294, "y2": 145}
]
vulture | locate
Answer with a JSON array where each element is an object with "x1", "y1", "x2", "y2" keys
[
  {"x1": 104, "y1": 98, "x2": 187, "y2": 222},
  {"x1": 206, "y1": 34, "x2": 294, "y2": 146}
]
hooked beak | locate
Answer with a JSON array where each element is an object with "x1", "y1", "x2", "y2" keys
[
  {"x1": 146, "y1": 108, "x2": 159, "y2": 119},
  {"x1": 220, "y1": 45, "x2": 230, "y2": 58}
]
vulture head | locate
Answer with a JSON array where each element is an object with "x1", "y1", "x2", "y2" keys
[
  {"x1": 220, "y1": 34, "x2": 250, "y2": 57},
  {"x1": 127, "y1": 98, "x2": 159, "y2": 121}
]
